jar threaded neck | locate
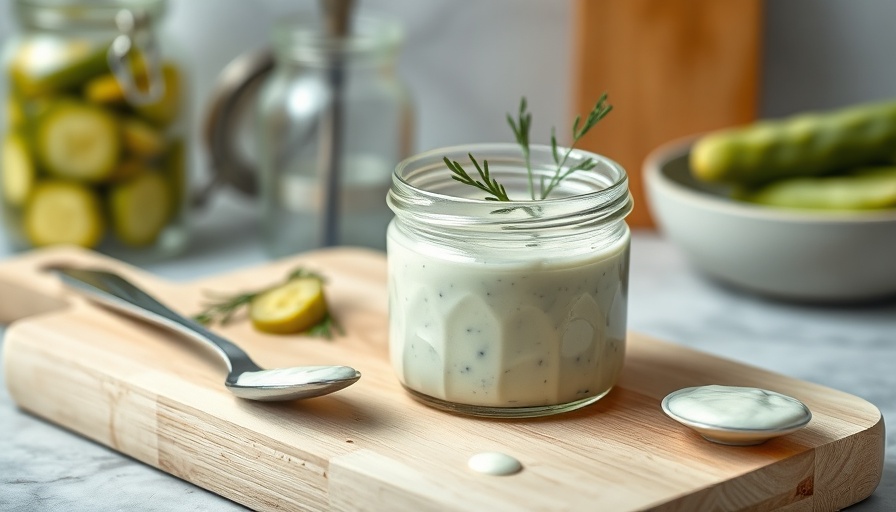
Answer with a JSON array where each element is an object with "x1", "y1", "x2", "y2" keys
[{"x1": 388, "y1": 143, "x2": 632, "y2": 234}]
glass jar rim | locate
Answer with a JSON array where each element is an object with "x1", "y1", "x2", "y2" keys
[
  {"x1": 388, "y1": 143, "x2": 633, "y2": 232},
  {"x1": 271, "y1": 14, "x2": 402, "y2": 64},
  {"x1": 15, "y1": 0, "x2": 166, "y2": 30}
]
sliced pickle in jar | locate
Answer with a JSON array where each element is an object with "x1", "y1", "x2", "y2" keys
[
  {"x1": 84, "y1": 73, "x2": 128, "y2": 105},
  {"x1": 84, "y1": 68, "x2": 145, "y2": 106},
  {"x1": 734, "y1": 166, "x2": 896, "y2": 210},
  {"x1": 35, "y1": 101, "x2": 121, "y2": 182},
  {"x1": 24, "y1": 181, "x2": 105, "y2": 248},
  {"x1": 163, "y1": 138, "x2": 185, "y2": 216},
  {"x1": 8, "y1": 94, "x2": 53, "y2": 130},
  {"x1": 6, "y1": 96, "x2": 26, "y2": 129},
  {"x1": 108, "y1": 158, "x2": 151, "y2": 182},
  {"x1": 135, "y1": 64, "x2": 182, "y2": 126},
  {"x1": 20, "y1": 96, "x2": 55, "y2": 126},
  {"x1": 10, "y1": 40, "x2": 109, "y2": 98},
  {"x1": 83, "y1": 55, "x2": 163, "y2": 102},
  {"x1": 121, "y1": 117, "x2": 166, "y2": 158},
  {"x1": 109, "y1": 171, "x2": 171, "y2": 246},
  {"x1": 2, "y1": 132, "x2": 36, "y2": 207}
]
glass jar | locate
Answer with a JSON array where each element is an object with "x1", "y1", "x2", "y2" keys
[
  {"x1": 1, "y1": 0, "x2": 188, "y2": 259},
  {"x1": 387, "y1": 144, "x2": 633, "y2": 418},
  {"x1": 257, "y1": 14, "x2": 413, "y2": 258}
]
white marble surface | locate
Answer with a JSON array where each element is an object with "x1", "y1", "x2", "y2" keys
[{"x1": 0, "y1": 192, "x2": 894, "y2": 511}]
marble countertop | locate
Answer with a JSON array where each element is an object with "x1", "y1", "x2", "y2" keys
[{"x1": 1, "y1": 196, "x2": 893, "y2": 511}]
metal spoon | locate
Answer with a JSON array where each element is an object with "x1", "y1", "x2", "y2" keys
[{"x1": 54, "y1": 268, "x2": 361, "y2": 401}]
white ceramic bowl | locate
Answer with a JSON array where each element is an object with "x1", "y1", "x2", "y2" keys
[{"x1": 643, "y1": 139, "x2": 896, "y2": 303}]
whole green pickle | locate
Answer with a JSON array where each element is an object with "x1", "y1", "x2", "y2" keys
[
  {"x1": 734, "y1": 166, "x2": 896, "y2": 210},
  {"x1": 691, "y1": 100, "x2": 896, "y2": 185}
]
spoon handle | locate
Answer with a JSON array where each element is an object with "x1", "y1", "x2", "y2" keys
[{"x1": 55, "y1": 268, "x2": 262, "y2": 374}]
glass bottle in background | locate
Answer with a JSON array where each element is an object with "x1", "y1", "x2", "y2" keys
[
  {"x1": 256, "y1": 14, "x2": 413, "y2": 258},
  {"x1": 0, "y1": 0, "x2": 189, "y2": 259}
]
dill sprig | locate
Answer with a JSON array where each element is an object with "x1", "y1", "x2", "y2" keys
[
  {"x1": 444, "y1": 153, "x2": 509, "y2": 201},
  {"x1": 543, "y1": 93, "x2": 612, "y2": 198},
  {"x1": 192, "y1": 267, "x2": 339, "y2": 339},
  {"x1": 193, "y1": 291, "x2": 255, "y2": 326},
  {"x1": 306, "y1": 313, "x2": 342, "y2": 338},
  {"x1": 446, "y1": 93, "x2": 612, "y2": 201},
  {"x1": 506, "y1": 97, "x2": 534, "y2": 198}
]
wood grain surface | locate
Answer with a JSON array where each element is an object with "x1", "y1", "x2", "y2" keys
[
  {"x1": 573, "y1": 0, "x2": 763, "y2": 227},
  {"x1": 0, "y1": 247, "x2": 884, "y2": 511}
]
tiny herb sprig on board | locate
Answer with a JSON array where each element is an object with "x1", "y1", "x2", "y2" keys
[
  {"x1": 193, "y1": 268, "x2": 342, "y2": 339},
  {"x1": 446, "y1": 93, "x2": 613, "y2": 201}
]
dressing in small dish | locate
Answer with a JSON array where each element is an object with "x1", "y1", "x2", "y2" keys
[{"x1": 661, "y1": 385, "x2": 812, "y2": 446}]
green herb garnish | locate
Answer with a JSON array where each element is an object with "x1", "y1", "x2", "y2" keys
[
  {"x1": 443, "y1": 153, "x2": 509, "y2": 201},
  {"x1": 192, "y1": 268, "x2": 342, "y2": 339},
  {"x1": 446, "y1": 94, "x2": 613, "y2": 201},
  {"x1": 305, "y1": 313, "x2": 340, "y2": 338}
]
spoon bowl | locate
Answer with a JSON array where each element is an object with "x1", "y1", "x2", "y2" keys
[
  {"x1": 226, "y1": 366, "x2": 361, "y2": 401},
  {"x1": 55, "y1": 267, "x2": 361, "y2": 401}
]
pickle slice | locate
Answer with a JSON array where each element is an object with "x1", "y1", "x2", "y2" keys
[
  {"x1": 83, "y1": 58, "x2": 172, "y2": 105},
  {"x1": 108, "y1": 158, "x2": 149, "y2": 182},
  {"x1": 163, "y1": 138, "x2": 186, "y2": 217},
  {"x1": 84, "y1": 73, "x2": 127, "y2": 105},
  {"x1": 250, "y1": 278, "x2": 328, "y2": 334},
  {"x1": 135, "y1": 65, "x2": 182, "y2": 126},
  {"x1": 735, "y1": 167, "x2": 896, "y2": 210},
  {"x1": 109, "y1": 171, "x2": 170, "y2": 246},
  {"x1": 6, "y1": 96, "x2": 26, "y2": 128},
  {"x1": 121, "y1": 117, "x2": 166, "y2": 158},
  {"x1": 84, "y1": 63, "x2": 181, "y2": 126},
  {"x1": 2, "y1": 133, "x2": 36, "y2": 207},
  {"x1": 11, "y1": 40, "x2": 108, "y2": 97},
  {"x1": 24, "y1": 181, "x2": 105, "y2": 248},
  {"x1": 36, "y1": 101, "x2": 120, "y2": 182}
]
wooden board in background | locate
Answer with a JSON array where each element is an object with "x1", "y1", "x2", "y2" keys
[
  {"x1": 0, "y1": 247, "x2": 884, "y2": 511},
  {"x1": 573, "y1": 0, "x2": 763, "y2": 227}
]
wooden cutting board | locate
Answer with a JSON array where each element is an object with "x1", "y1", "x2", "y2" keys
[{"x1": 0, "y1": 247, "x2": 883, "y2": 511}]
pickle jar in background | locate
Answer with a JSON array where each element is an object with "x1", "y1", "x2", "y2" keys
[
  {"x1": 1, "y1": 0, "x2": 189, "y2": 259},
  {"x1": 256, "y1": 14, "x2": 413, "y2": 257}
]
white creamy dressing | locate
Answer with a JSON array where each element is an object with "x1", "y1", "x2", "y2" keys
[
  {"x1": 467, "y1": 452, "x2": 523, "y2": 476},
  {"x1": 234, "y1": 366, "x2": 340, "y2": 388},
  {"x1": 387, "y1": 222, "x2": 630, "y2": 408},
  {"x1": 666, "y1": 385, "x2": 811, "y2": 430}
]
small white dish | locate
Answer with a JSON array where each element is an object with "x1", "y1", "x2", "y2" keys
[
  {"x1": 661, "y1": 385, "x2": 812, "y2": 446},
  {"x1": 643, "y1": 138, "x2": 896, "y2": 303}
]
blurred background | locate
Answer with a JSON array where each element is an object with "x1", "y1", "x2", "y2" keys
[
  {"x1": 2, "y1": 2, "x2": 895, "y2": 509},
  {"x1": 2, "y1": 0, "x2": 896, "y2": 253},
  {"x1": 1, "y1": 0, "x2": 892, "y2": 149}
]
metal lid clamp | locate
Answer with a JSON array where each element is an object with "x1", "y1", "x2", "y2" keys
[{"x1": 108, "y1": 9, "x2": 165, "y2": 106}]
